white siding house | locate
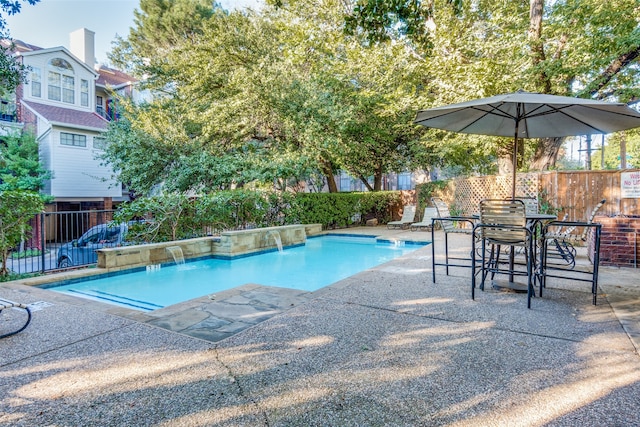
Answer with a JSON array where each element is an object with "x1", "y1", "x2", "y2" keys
[{"x1": 1, "y1": 29, "x2": 139, "y2": 211}]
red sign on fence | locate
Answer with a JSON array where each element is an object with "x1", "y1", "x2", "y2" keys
[{"x1": 621, "y1": 172, "x2": 640, "y2": 198}]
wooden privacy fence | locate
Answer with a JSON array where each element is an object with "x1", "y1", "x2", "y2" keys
[{"x1": 429, "y1": 169, "x2": 640, "y2": 221}]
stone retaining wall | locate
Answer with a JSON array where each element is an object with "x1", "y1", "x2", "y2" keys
[{"x1": 97, "y1": 224, "x2": 323, "y2": 270}]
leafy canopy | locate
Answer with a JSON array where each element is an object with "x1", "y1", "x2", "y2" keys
[{"x1": 0, "y1": 131, "x2": 52, "y2": 195}]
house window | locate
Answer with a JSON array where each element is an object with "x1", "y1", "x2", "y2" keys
[
  {"x1": 62, "y1": 75, "x2": 74, "y2": 103},
  {"x1": 60, "y1": 132, "x2": 86, "y2": 147},
  {"x1": 340, "y1": 173, "x2": 352, "y2": 191},
  {"x1": 93, "y1": 137, "x2": 107, "y2": 150},
  {"x1": 48, "y1": 72, "x2": 61, "y2": 101},
  {"x1": 31, "y1": 67, "x2": 41, "y2": 97},
  {"x1": 397, "y1": 172, "x2": 412, "y2": 190},
  {"x1": 80, "y1": 79, "x2": 89, "y2": 107},
  {"x1": 47, "y1": 58, "x2": 75, "y2": 104}
]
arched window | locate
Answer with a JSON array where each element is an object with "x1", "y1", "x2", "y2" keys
[{"x1": 47, "y1": 58, "x2": 75, "y2": 104}]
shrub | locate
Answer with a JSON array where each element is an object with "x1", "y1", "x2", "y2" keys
[
  {"x1": 290, "y1": 191, "x2": 400, "y2": 229},
  {"x1": 0, "y1": 190, "x2": 44, "y2": 275},
  {"x1": 115, "y1": 190, "x2": 403, "y2": 242}
]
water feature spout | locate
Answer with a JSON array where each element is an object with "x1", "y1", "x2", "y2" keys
[
  {"x1": 166, "y1": 246, "x2": 185, "y2": 265},
  {"x1": 264, "y1": 230, "x2": 283, "y2": 252}
]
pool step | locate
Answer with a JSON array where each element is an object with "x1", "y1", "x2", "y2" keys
[{"x1": 65, "y1": 289, "x2": 163, "y2": 311}]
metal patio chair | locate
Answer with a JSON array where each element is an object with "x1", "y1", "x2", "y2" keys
[
  {"x1": 471, "y1": 199, "x2": 535, "y2": 308},
  {"x1": 430, "y1": 197, "x2": 477, "y2": 282},
  {"x1": 540, "y1": 220, "x2": 603, "y2": 305}
]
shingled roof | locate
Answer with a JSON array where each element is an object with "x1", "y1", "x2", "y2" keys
[
  {"x1": 22, "y1": 100, "x2": 108, "y2": 131},
  {"x1": 97, "y1": 65, "x2": 137, "y2": 88},
  {"x1": 0, "y1": 39, "x2": 43, "y2": 53}
]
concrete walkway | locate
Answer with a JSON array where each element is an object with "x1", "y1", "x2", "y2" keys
[{"x1": 1, "y1": 227, "x2": 639, "y2": 426}]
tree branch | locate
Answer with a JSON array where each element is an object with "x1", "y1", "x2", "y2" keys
[{"x1": 578, "y1": 45, "x2": 640, "y2": 99}]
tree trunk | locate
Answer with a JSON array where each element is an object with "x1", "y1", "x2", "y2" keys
[
  {"x1": 358, "y1": 174, "x2": 374, "y2": 191},
  {"x1": 373, "y1": 165, "x2": 383, "y2": 191},
  {"x1": 528, "y1": 0, "x2": 551, "y2": 93},
  {"x1": 497, "y1": 154, "x2": 513, "y2": 175},
  {"x1": 530, "y1": 137, "x2": 564, "y2": 170},
  {"x1": 319, "y1": 159, "x2": 338, "y2": 193}
]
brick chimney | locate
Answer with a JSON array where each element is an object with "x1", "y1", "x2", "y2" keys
[{"x1": 69, "y1": 28, "x2": 96, "y2": 69}]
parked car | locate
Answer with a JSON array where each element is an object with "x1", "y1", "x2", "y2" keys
[{"x1": 57, "y1": 222, "x2": 131, "y2": 268}]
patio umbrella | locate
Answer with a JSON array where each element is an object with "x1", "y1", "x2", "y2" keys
[{"x1": 414, "y1": 90, "x2": 640, "y2": 198}]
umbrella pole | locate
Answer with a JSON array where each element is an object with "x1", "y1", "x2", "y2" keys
[
  {"x1": 509, "y1": 120, "x2": 519, "y2": 282},
  {"x1": 512, "y1": 121, "x2": 519, "y2": 200}
]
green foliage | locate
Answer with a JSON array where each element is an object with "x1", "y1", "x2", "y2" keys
[
  {"x1": 0, "y1": 131, "x2": 52, "y2": 197},
  {"x1": 10, "y1": 248, "x2": 43, "y2": 258},
  {"x1": 347, "y1": 0, "x2": 640, "y2": 171},
  {"x1": 113, "y1": 190, "x2": 402, "y2": 241},
  {"x1": 104, "y1": 0, "x2": 640, "y2": 185},
  {"x1": 108, "y1": 0, "x2": 216, "y2": 77},
  {"x1": 194, "y1": 189, "x2": 289, "y2": 230},
  {"x1": 114, "y1": 193, "x2": 198, "y2": 243},
  {"x1": 0, "y1": 42, "x2": 28, "y2": 95},
  {"x1": 0, "y1": 271, "x2": 40, "y2": 282},
  {"x1": 105, "y1": 0, "x2": 432, "y2": 193},
  {"x1": 537, "y1": 189, "x2": 562, "y2": 216},
  {"x1": 292, "y1": 191, "x2": 400, "y2": 229},
  {"x1": 0, "y1": 190, "x2": 43, "y2": 275},
  {"x1": 591, "y1": 129, "x2": 640, "y2": 170},
  {"x1": 415, "y1": 180, "x2": 448, "y2": 210},
  {"x1": 114, "y1": 190, "x2": 301, "y2": 242}
]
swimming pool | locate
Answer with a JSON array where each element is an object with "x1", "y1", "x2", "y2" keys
[{"x1": 45, "y1": 235, "x2": 428, "y2": 311}]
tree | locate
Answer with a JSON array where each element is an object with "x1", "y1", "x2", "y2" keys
[
  {"x1": 345, "y1": 0, "x2": 640, "y2": 171},
  {"x1": 108, "y1": 0, "x2": 217, "y2": 79},
  {"x1": 266, "y1": 0, "x2": 427, "y2": 190},
  {"x1": 105, "y1": 4, "x2": 320, "y2": 192},
  {"x1": 528, "y1": 0, "x2": 640, "y2": 169},
  {"x1": 0, "y1": 190, "x2": 43, "y2": 275},
  {"x1": 591, "y1": 129, "x2": 640, "y2": 170},
  {"x1": 106, "y1": 0, "x2": 438, "y2": 192},
  {"x1": 0, "y1": 131, "x2": 51, "y2": 194}
]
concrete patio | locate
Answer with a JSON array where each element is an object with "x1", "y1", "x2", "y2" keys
[{"x1": 1, "y1": 227, "x2": 639, "y2": 426}]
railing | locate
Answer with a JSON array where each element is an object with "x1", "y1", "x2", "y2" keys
[
  {"x1": 7, "y1": 210, "x2": 116, "y2": 275},
  {"x1": 0, "y1": 100, "x2": 17, "y2": 122},
  {"x1": 7, "y1": 209, "x2": 232, "y2": 275},
  {"x1": 96, "y1": 105, "x2": 120, "y2": 121}
]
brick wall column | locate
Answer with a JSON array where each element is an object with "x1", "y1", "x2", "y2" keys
[
  {"x1": 595, "y1": 216, "x2": 640, "y2": 268},
  {"x1": 103, "y1": 197, "x2": 113, "y2": 210}
]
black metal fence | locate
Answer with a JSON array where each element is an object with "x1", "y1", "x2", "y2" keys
[{"x1": 7, "y1": 210, "x2": 116, "y2": 275}]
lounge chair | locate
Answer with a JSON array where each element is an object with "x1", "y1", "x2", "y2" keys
[
  {"x1": 0, "y1": 298, "x2": 32, "y2": 339},
  {"x1": 387, "y1": 205, "x2": 417, "y2": 229},
  {"x1": 544, "y1": 198, "x2": 606, "y2": 269},
  {"x1": 410, "y1": 207, "x2": 439, "y2": 231}
]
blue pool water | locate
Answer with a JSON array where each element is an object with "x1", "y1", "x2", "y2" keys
[{"x1": 46, "y1": 235, "x2": 427, "y2": 311}]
